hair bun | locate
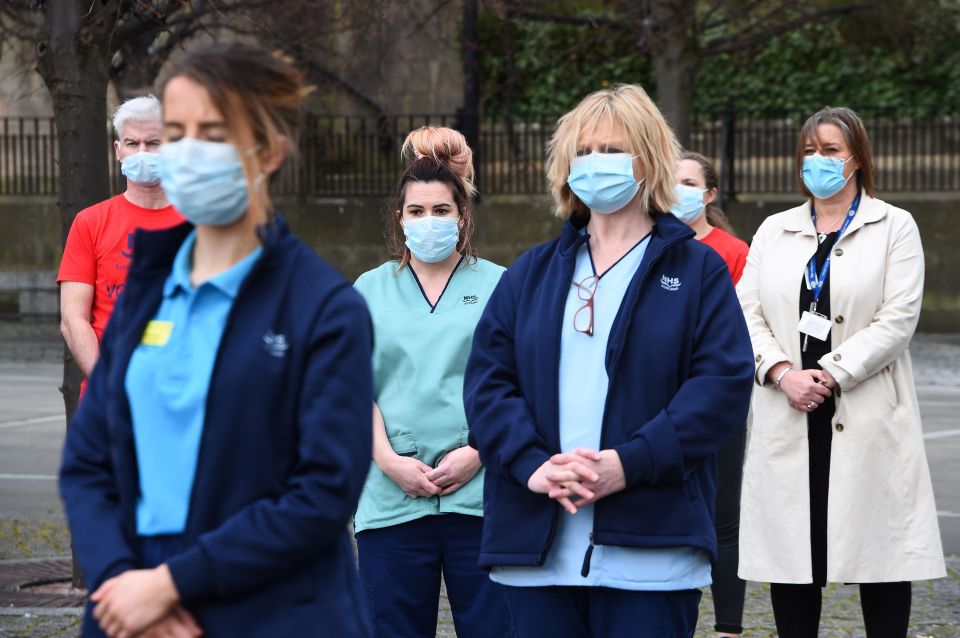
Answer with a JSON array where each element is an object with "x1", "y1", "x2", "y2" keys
[{"x1": 401, "y1": 126, "x2": 476, "y2": 197}]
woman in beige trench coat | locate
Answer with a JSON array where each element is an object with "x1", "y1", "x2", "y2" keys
[{"x1": 736, "y1": 106, "x2": 945, "y2": 638}]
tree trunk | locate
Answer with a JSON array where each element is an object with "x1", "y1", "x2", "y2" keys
[
  {"x1": 36, "y1": 0, "x2": 118, "y2": 590},
  {"x1": 648, "y1": 0, "x2": 698, "y2": 147},
  {"x1": 461, "y1": 0, "x2": 481, "y2": 195}
]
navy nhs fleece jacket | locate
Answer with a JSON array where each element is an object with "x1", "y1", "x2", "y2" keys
[
  {"x1": 59, "y1": 217, "x2": 373, "y2": 637},
  {"x1": 464, "y1": 212, "x2": 754, "y2": 568}
]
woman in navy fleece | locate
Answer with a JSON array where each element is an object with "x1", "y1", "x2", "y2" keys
[
  {"x1": 59, "y1": 44, "x2": 373, "y2": 638},
  {"x1": 463, "y1": 84, "x2": 754, "y2": 637}
]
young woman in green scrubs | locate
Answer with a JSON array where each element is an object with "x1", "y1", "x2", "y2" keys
[{"x1": 353, "y1": 127, "x2": 511, "y2": 638}]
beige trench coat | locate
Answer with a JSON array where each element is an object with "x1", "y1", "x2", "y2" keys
[{"x1": 736, "y1": 193, "x2": 946, "y2": 584}]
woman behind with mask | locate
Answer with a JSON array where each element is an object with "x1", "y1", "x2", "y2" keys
[
  {"x1": 737, "y1": 106, "x2": 945, "y2": 637},
  {"x1": 672, "y1": 151, "x2": 749, "y2": 638},
  {"x1": 463, "y1": 84, "x2": 754, "y2": 638},
  {"x1": 352, "y1": 127, "x2": 511, "y2": 638},
  {"x1": 672, "y1": 151, "x2": 748, "y2": 283},
  {"x1": 59, "y1": 43, "x2": 374, "y2": 638}
]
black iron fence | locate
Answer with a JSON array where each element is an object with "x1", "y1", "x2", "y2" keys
[
  {"x1": 2, "y1": 110, "x2": 958, "y2": 199},
  {"x1": 690, "y1": 107, "x2": 960, "y2": 203},
  {"x1": 0, "y1": 118, "x2": 57, "y2": 196}
]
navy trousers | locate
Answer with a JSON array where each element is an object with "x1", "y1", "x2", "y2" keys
[
  {"x1": 503, "y1": 585, "x2": 701, "y2": 638},
  {"x1": 711, "y1": 423, "x2": 747, "y2": 634},
  {"x1": 356, "y1": 513, "x2": 511, "y2": 638}
]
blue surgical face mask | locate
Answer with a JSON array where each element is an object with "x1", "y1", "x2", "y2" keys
[
  {"x1": 158, "y1": 138, "x2": 250, "y2": 226},
  {"x1": 670, "y1": 183, "x2": 707, "y2": 223},
  {"x1": 567, "y1": 152, "x2": 643, "y2": 214},
  {"x1": 802, "y1": 154, "x2": 855, "y2": 200},
  {"x1": 403, "y1": 216, "x2": 460, "y2": 263},
  {"x1": 121, "y1": 151, "x2": 161, "y2": 186}
]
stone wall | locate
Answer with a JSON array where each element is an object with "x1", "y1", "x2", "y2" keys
[{"x1": 1, "y1": 193, "x2": 956, "y2": 331}]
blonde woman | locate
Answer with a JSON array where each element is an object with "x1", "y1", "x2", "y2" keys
[
  {"x1": 463, "y1": 84, "x2": 754, "y2": 637},
  {"x1": 737, "y1": 106, "x2": 945, "y2": 637}
]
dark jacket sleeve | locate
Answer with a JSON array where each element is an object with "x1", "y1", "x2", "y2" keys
[
  {"x1": 614, "y1": 253, "x2": 755, "y2": 487},
  {"x1": 464, "y1": 269, "x2": 551, "y2": 487},
  {"x1": 165, "y1": 283, "x2": 374, "y2": 602},
  {"x1": 59, "y1": 309, "x2": 140, "y2": 590}
]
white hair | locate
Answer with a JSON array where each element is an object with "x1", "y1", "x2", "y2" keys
[{"x1": 112, "y1": 95, "x2": 162, "y2": 139}]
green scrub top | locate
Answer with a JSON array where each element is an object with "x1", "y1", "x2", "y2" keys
[{"x1": 353, "y1": 256, "x2": 505, "y2": 533}]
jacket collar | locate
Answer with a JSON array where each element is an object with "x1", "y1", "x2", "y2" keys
[
  {"x1": 558, "y1": 210, "x2": 694, "y2": 257},
  {"x1": 130, "y1": 214, "x2": 290, "y2": 275},
  {"x1": 779, "y1": 190, "x2": 887, "y2": 237},
  {"x1": 162, "y1": 230, "x2": 265, "y2": 299}
]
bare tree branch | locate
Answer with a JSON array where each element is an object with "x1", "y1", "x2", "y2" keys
[
  {"x1": 110, "y1": 0, "x2": 187, "y2": 49},
  {"x1": 699, "y1": 0, "x2": 767, "y2": 32},
  {"x1": 407, "y1": 0, "x2": 458, "y2": 36},
  {"x1": 711, "y1": 3, "x2": 791, "y2": 42},
  {"x1": 110, "y1": 0, "x2": 273, "y2": 51},
  {"x1": 702, "y1": 1, "x2": 876, "y2": 55},
  {"x1": 0, "y1": 2, "x2": 42, "y2": 40},
  {"x1": 298, "y1": 58, "x2": 385, "y2": 115},
  {"x1": 509, "y1": 9, "x2": 623, "y2": 29}
]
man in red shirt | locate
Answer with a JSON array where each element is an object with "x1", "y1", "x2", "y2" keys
[{"x1": 57, "y1": 96, "x2": 183, "y2": 396}]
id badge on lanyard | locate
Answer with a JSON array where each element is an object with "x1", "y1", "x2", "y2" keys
[{"x1": 800, "y1": 193, "x2": 860, "y2": 352}]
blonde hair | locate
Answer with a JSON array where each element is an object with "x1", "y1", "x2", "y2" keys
[
  {"x1": 401, "y1": 126, "x2": 477, "y2": 199},
  {"x1": 546, "y1": 84, "x2": 681, "y2": 220},
  {"x1": 387, "y1": 126, "x2": 478, "y2": 269}
]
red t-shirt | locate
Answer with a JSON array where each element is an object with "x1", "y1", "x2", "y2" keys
[
  {"x1": 57, "y1": 194, "x2": 183, "y2": 341},
  {"x1": 700, "y1": 227, "x2": 749, "y2": 285}
]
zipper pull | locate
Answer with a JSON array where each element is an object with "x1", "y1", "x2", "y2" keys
[{"x1": 580, "y1": 533, "x2": 594, "y2": 578}]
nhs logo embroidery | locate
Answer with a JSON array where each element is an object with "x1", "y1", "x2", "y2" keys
[
  {"x1": 262, "y1": 330, "x2": 289, "y2": 358},
  {"x1": 463, "y1": 295, "x2": 479, "y2": 305},
  {"x1": 660, "y1": 275, "x2": 681, "y2": 292}
]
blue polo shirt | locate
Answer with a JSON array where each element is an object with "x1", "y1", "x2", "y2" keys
[
  {"x1": 125, "y1": 231, "x2": 262, "y2": 536},
  {"x1": 491, "y1": 232, "x2": 712, "y2": 590}
]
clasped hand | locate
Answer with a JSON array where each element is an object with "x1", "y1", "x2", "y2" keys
[
  {"x1": 527, "y1": 448, "x2": 626, "y2": 514},
  {"x1": 779, "y1": 368, "x2": 836, "y2": 412},
  {"x1": 382, "y1": 445, "x2": 481, "y2": 499},
  {"x1": 91, "y1": 565, "x2": 202, "y2": 638}
]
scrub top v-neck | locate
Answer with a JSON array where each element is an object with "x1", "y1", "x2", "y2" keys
[{"x1": 353, "y1": 257, "x2": 505, "y2": 533}]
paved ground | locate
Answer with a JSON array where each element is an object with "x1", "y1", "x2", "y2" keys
[{"x1": 0, "y1": 323, "x2": 957, "y2": 636}]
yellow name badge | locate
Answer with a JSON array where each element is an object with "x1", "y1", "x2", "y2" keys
[{"x1": 140, "y1": 320, "x2": 174, "y2": 346}]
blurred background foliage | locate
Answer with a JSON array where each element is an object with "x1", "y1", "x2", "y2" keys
[{"x1": 479, "y1": 0, "x2": 960, "y2": 118}]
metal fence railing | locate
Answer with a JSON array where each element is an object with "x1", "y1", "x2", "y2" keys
[
  {"x1": 2, "y1": 110, "x2": 958, "y2": 199},
  {"x1": 0, "y1": 118, "x2": 58, "y2": 196},
  {"x1": 690, "y1": 108, "x2": 960, "y2": 202}
]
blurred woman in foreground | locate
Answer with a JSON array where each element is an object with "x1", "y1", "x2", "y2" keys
[{"x1": 60, "y1": 43, "x2": 374, "y2": 637}]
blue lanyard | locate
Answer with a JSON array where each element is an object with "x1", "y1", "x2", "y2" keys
[{"x1": 805, "y1": 193, "x2": 861, "y2": 305}]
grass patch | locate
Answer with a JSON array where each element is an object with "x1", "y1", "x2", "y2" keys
[{"x1": 0, "y1": 518, "x2": 70, "y2": 560}]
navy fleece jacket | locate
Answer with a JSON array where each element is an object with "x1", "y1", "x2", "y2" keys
[
  {"x1": 464, "y1": 213, "x2": 754, "y2": 567},
  {"x1": 59, "y1": 218, "x2": 373, "y2": 637}
]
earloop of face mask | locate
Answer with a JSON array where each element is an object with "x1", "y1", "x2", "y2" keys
[
  {"x1": 253, "y1": 172, "x2": 267, "y2": 194},
  {"x1": 244, "y1": 145, "x2": 276, "y2": 209}
]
